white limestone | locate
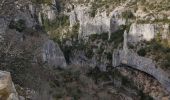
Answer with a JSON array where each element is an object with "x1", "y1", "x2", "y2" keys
[
  {"x1": 128, "y1": 23, "x2": 155, "y2": 43},
  {"x1": 42, "y1": 40, "x2": 67, "y2": 69},
  {"x1": 69, "y1": 5, "x2": 126, "y2": 39}
]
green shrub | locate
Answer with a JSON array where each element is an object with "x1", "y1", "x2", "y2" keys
[
  {"x1": 101, "y1": 32, "x2": 109, "y2": 41},
  {"x1": 85, "y1": 49, "x2": 94, "y2": 59},
  {"x1": 31, "y1": 0, "x2": 52, "y2": 4},
  {"x1": 138, "y1": 90, "x2": 154, "y2": 100},
  {"x1": 106, "y1": 52, "x2": 112, "y2": 60},
  {"x1": 62, "y1": 46, "x2": 72, "y2": 63},
  {"x1": 162, "y1": 53, "x2": 170, "y2": 69},
  {"x1": 89, "y1": 9, "x2": 96, "y2": 17},
  {"x1": 137, "y1": 48, "x2": 147, "y2": 57},
  {"x1": 109, "y1": 25, "x2": 125, "y2": 48},
  {"x1": 87, "y1": 67, "x2": 110, "y2": 83},
  {"x1": 89, "y1": 2, "x2": 98, "y2": 17},
  {"x1": 70, "y1": 23, "x2": 80, "y2": 40},
  {"x1": 9, "y1": 19, "x2": 26, "y2": 32},
  {"x1": 122, "y1": 10, "x2": 135, "y2": 19},
  {"x1": 89, "y1": 34, "x2": 99, "y2": 41},
  {"x1": 89, "y1": 32, "x2": 108, "y2": 41},
  {"x1": 43, "y1": 15, "x2": 69, "y2": 31}
]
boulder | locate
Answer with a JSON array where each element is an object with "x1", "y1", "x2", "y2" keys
[
  {"x1": 42, "y1": 40, "x2": 67, "y2": 68},
  {"x1": 0, "y1": 71, "x2": 19, "y2": 100}
]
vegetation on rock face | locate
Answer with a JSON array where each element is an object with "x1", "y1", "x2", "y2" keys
[
  {"x1": 43, "y1": 15, "x2": 69, "y2": 32},
  {"x1": 0, "y1": 29, "x2": 51, "y2": 95},
  {"x1": 43, "y1": 65, "x2": 154, "y2": 100},
  {"x1": 137, "y1": 48, "x2": 147, "y2": 57},
  {"x1": 136, "y1": 35, "x2": 170, "y2": 70},
  {"x1": 122, "y1": 10, "x2": 135, "y2": 19},
  {"x1": 109, "y1": 25, "x2": 126, "y2": 48},
  {"x1": 89, "y1": 32, "x2": 109, "y2": 41},
  {"x1": 9, "y1": 19, "x2": 26, "y2": 32},
  {"x1": 1, "y1": 0, "x2": 170, "y2": 99},
  {"x1": 31, "y1": 0, "x2": 52, "y2": 4}
]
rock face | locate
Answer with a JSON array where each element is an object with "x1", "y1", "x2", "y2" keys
[
  {"x1": 113, "y1": 50, "x2": 170, "y2": 93},
  {"x1": 113, "y1": 31, "x2": 170, "y2": 93},
  {"x1": 69, "y1": 6, "x2": 110, "y2": 38},
  {"x1": 128, "y1": 23, "x2": 170, "y2": 44},
  {"x1": 128, "y1": 23, "x2": 156, "y2": 43},
  {"x1": 42, "y1": 40, "x2": 67, "y2": 68},
  {"x1": 41, "y1": 4, "x2": 57, "y2": 21},
  {"x1": 0, "y1": 71, "x2": 19, "y2": 100},
  {"x1": 69, "y1": 5, "x2": 126, "y2": 39},
  {"x1": 0, "y1": 18, "x2": 7, "y2": 41},
  {"x1": 29, "y1": 2, "x2": 57, "y2": 25}
]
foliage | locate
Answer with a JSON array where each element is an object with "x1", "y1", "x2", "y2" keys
[
  {"x1": 9, "y1": 19, "x2": 26, "y2": 32},
  {"x1": 122, "y1": 10, "x2": 135, "y2": 19},
  {"x1": 87, "y1": 67, "x2": 110, "y2": 83},
  {"x1": 138, "y1": 90, "x2": 154, "y2": 100},
  {"x1": 105, "y1": 52, "x2": 112, "y2": 60},
  {"x1": 0, "y1": 30, "x2": 50, "y2": 92},
  {"x1": 89, "y1": 32, "x2": 108, "y2": 41},
  {"x1": 70, "y1": 23, "x2": 80, "y2": 40},
  {"x1": 137, "y1": 48, "x2": 146, "y2": 56},
  {"x1": 31, "y1": 0, "x2": 52, "y2": 4},
  {"x1": 43, "y1": 15, "x2": 69, "y2": 32},
  {"x1": 49, "y1": 66, "x2": 91, "y2": 99},
  {"x1": 140, "y1": 37, "x2": 170, "y2": 69},
  {"x1": 109, "y1": 25, "x2": 126, "y2": 48},
  {"x1": 85, "y1": 48, "x2": 94, "y2": 59}
]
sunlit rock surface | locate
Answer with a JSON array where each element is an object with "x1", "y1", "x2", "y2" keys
[
  {"x1": 69, "y1": 5, "x2": 126, "y2": 39},
  {"x1": 0, "y1": 71, "x2": 19, "y2": 100},
  {"x1": 128, "y1": 23, "x2": 155, "y2": 43}
]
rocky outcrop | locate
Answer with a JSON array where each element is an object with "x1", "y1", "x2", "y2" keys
[
  {"x1": 40, "y1": 4, "x2": 57, "y2": 21},
  {"x1": 42, "y1": 40, "x2": 67, "y2": 68},
  {"x1": 69, "y1": 5, "x2": 110, "y2": 38},
  {"x1": 113, "y1": 31, "x2": 170, "y2": 93},
  {"x1": 128, "y1": 23, "x2": 156, "y2": 43},
  {"x1": 128, "y1": 23, "x2": 170, "y2": 44},
  {"x1": 0, "y1": 18, "x2": 7, "y2": 41},
  {"x1": 113, "y1": 50, "x2": 170, "y2": 93},
  {"x1": 162, "y1": 24, "x2": 170, "y2": 39},
  {"x1": 69, "y1": 5, "x2": 126, "y2": 39},
  {"x1": 29, "y1": 1, "x2": 57, "y2": 25},
  {"x1": 0, "y1": 71, "x2": 19, "y2": 100}
]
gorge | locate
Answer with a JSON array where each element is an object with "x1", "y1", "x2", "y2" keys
[{"x1": 0, "y1": 0, "x2": 170, "y2": 100}]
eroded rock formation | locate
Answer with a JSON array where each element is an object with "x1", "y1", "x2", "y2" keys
[
  {"x1": 113, "y1": 30, "x2": 170, "y2": 93},
  {"x1": 128, "y1": 23, "x2": 155, "y2": 43},
  {"x1": 42, "y1": 40, "x2": 67, "y2": 68},
  {"x1": 0, "y1": 71, "x2": 19, "y2": 100}
]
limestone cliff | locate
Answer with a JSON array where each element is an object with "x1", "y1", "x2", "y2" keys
[
  {"x1": 1, "y1": 0, "x2": 170, "y2": 99},
  {"x1": 113, "y1": 30, "x2": 170, "y2": 96}
]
